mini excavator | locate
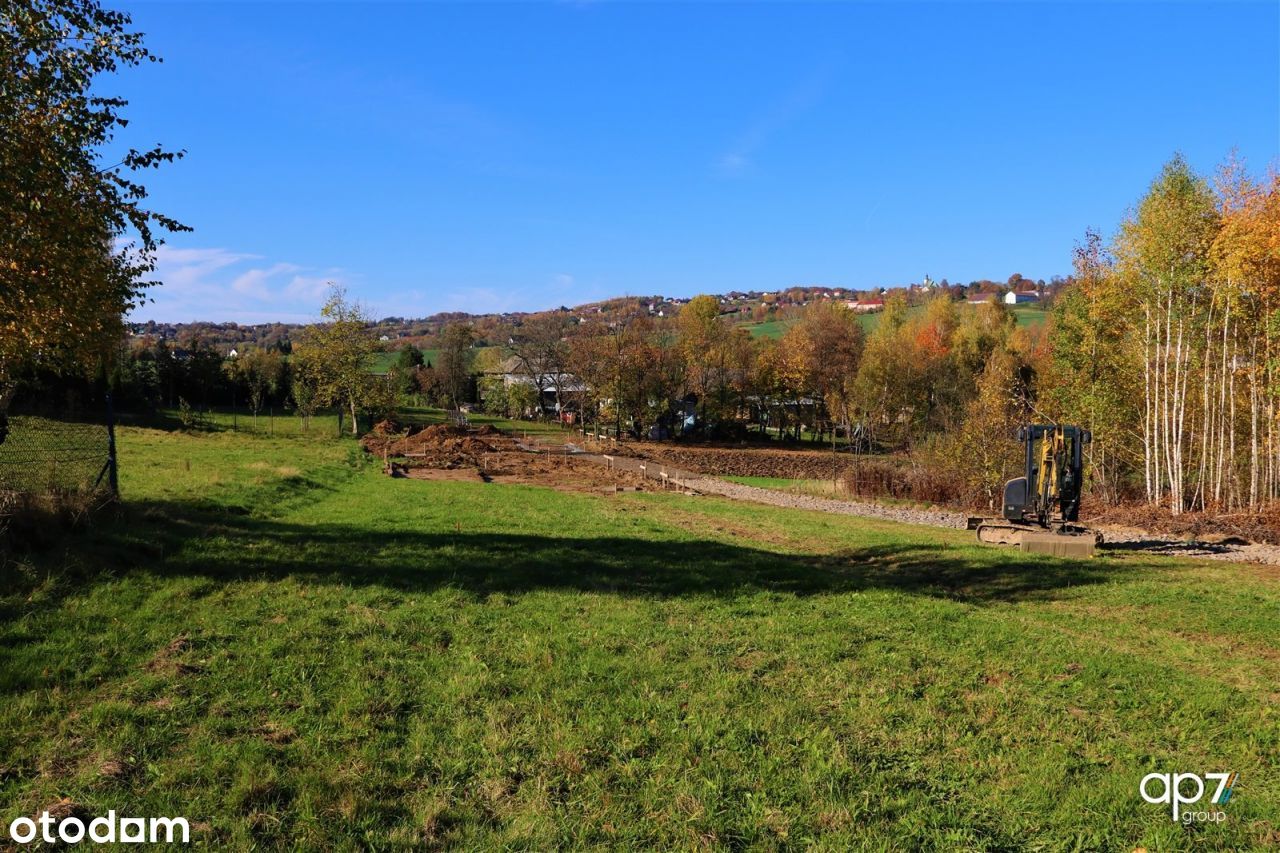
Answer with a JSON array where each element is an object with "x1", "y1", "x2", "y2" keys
[{"x1": 968, "y1": 424, "x2": 1103, "y2": 557}]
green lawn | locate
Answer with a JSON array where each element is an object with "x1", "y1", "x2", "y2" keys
[
  {"x1": 2, "y1": 425, "x2": 1277, "y2": 848},
  {"x1": 722, "y1": 475, "x2": 943, "y2": 510}
]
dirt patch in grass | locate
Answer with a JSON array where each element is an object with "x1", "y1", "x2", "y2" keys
[
  {"x1": 367, "y1": 424, "x2": 652, "y2": 493},
  {"x1": 484, "y1": 453, "x2": 650, "y2": 493},
  {"x1": 404, "y1": 467, "x2": 488, "y2": 483},
  {"x1": 144, "y1": 633, "x2": 204, "y2": 676}
]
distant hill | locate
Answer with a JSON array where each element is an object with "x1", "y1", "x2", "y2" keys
[{"x1": 127, "y1": 277, "x2": 1064, "y2": 354}]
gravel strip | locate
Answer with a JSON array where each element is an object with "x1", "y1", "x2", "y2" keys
[
  {"x1": 547, "y1": 439, "x2": 1280, "y2": 565},
  {"x1": 682, "y1": 476, "x2": 970, "y2": 529}
]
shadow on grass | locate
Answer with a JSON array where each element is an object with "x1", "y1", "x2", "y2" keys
[{"x1": 14, "y1": 495, "x2": 1139, "y2": 609}]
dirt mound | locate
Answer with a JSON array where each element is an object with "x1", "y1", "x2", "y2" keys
[{"x1": 361, "y1": 423, "x2": 501, "y2": 469}]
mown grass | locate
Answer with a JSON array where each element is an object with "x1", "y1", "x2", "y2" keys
[
  {"x1": 722, "y1": 475, "x2": 841, "y2": 496},
  {"x1": 1, "y1": 424, "x2": 1277, "y2": 849}
]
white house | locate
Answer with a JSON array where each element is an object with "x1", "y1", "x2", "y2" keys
[{"x1": 1004, "y1": 290, "x2": 1040, "y2": 305}]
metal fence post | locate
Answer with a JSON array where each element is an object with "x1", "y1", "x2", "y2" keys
[{"x1": 105, "y1": 391, "x2": 119, "y2": 497}]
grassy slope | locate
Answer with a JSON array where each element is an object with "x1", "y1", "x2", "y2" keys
[
  {"x1": 2, "y1": 426, "x2": 1277, "y2": 849},
  {"x1": 741, "y1": 303, "x2": 1050, "y2": 339}
]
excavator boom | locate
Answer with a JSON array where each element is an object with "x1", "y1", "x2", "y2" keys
[{"x1": 969, "y1": 424, "x2": 1102, "y2": 557}]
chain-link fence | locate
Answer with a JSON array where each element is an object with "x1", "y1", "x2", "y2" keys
[{"x1": 0, "y1": 396, "x2": 117, "y2": 500}]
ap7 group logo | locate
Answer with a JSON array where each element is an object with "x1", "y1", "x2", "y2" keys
[{"x1": 1140, "y1": 771, "x2": 1238, "y2": 823}]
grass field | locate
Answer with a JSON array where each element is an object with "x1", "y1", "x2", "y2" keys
[
  {"x1": 2, "y1": 424, "x2": 1277, "y2": 848},
  {"x1": 722, "y1": 475, "x2": 842, "y2": 496},
  {"x1": 740, "y1": 303, "x2": 1050, "y2": 339}
]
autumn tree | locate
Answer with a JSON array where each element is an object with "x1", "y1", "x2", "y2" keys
[
  {"x1": 1, "y1": 0, "x2": 189, "y2": 406},
  {"x1": 791, "y1": 302, "x2": 865, "y2": 442},
  {"x1": 676, "y1": 295, "x2": 731, "y2": 422},
  {"x1": 953, "y1": 347, "x2": 1026, "y2": 508},
  {"x1": 1115, "y1": 154, "x2": 1218, "y2": 512},
  {"x1": 569, "y1": 310, "x2": 676, "y2": 438},
  {"x1": 506, "y1": 313, "x2": 573, "y2": 418},
  {"x1": 1208, "y1": 160, "x2": 1280, "y2": 506},
  {"x1": 293, "y1": 286, "x2": 377, "y2": 435},
  {"x1": 1046, "y1": 230, "x2": 1142, "y2": 502}
]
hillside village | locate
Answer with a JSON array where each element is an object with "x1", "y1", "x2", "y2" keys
[{"x1": 126, "y1": 273, "x2": 1059, "y2": 356}]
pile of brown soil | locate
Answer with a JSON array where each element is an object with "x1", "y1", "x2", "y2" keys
[{"x1": 361, "y1": 423, "x2": 499, "y2": 469}]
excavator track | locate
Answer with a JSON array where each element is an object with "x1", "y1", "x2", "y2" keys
[{"x1": 970, "y1": 518, "x2": 1102, "y2": 557}]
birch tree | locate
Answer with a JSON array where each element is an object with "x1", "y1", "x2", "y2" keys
[{"x1": 1115, "y1": 155, "x2": 1217, "y2": 513}]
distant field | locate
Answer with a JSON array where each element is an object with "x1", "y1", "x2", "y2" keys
[
  {"x1": 740, "y1": 318, "x2": 791, "y2": 338},
  {"x1": 740, "y1": 302, "x2": 1050, "y2": 338},
  {"x1": 2, "y1": 420, "x2": 1276, "y2": 847},
  {"x1": 369, "y1": 347, "x2": 444, "y2": 373}
]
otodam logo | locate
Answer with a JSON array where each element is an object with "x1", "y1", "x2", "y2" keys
[{"x1": 1141, "y1": 771, "x2": 1238, "y2": 822}]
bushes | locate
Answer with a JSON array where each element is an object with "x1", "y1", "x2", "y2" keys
[
  {"x1": 840, "y1": 456, "x2": 968, "y2": 507},
  {"x1": 0, "y1": 487, "x2": 115, "y2": 550}
]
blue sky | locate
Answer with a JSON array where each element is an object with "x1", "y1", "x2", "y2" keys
[{"x1": 115, "y1": 1, "x2": 1280, "y2": 323}]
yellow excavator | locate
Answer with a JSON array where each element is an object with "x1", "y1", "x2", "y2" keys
[{"x1": 968, "y1": 424, "x2": 1103, "y2": 557}]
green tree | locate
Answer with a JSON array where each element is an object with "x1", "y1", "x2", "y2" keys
[
  {"x1": 293, "y1": 286, "x2": 377, "y2": 435},
  {"x1": 436, "y1": 323, "x2": 476, "y2": 410},
  {"x1": 228, "y1": 347, "x2": 286, "y2": 425},
  {"x1": 395, "y1": 344, "x2": 425, "y2": 399},
  {"x1": 1, "y1": 0, "x2": 190, "y2": 405}
]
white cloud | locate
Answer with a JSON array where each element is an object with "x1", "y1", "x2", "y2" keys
[{"x1": 133, "y1": 245, "x2": 352, "y2": 323}]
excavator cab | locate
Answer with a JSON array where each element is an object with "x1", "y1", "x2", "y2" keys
[
  {"x1": 1002, "y1": 424, "x2": 1090, "y2": 525},
  {"x1": 972, "y1": 424, "x2": 1101, "y2": 557}
]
